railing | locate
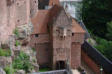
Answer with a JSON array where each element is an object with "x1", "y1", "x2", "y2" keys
[
  {"x1": 31, "y1": 61, "x2": 72, "y2": 74},
  {"x1": 31, "y1": 70, "x2": 67, "y2": 74},
  {"x1": 65, "y1": 60, "x2": 73, "y2": 74},
  {"x1": 82, "y1": 41, "x2": 112, "y2": 74}
]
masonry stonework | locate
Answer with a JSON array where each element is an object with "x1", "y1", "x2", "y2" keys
[
  {"x1": 30, "y1": 0, "x2": 38, "y2": 18},
  {"x1": 0, "y1": 0, "x2": 39, "y2": 43}
]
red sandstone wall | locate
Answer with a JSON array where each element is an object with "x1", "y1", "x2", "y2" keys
[
  {"x1": 81, "y1": 50, "x2": 105, "y2": 74},
  {"x1": 36, "y1": 43, "x2": 52, "y2": 68},
  {"x1": 72, "y1": 33, "x2": 85, "y2": 44},
  {"x1": 52, "y1": 9, "x2": 72, "y2": 69},
  {"x1": 30, "y1": 33, "x2": 51, "y2": 67},
  {"x1": 30, "y1": 34, "x2": 50, "y2": 47},
  {"x1": 0, "y1": 0, "x2": 16, "y2": 43},
  {"x1": 15, "y1": 0, "x2": 30, "y2": 26},
  {"x1": 71, "y1": 43, "x2": 81, "y2": 69},
  {"x1": 30, "y1": 0, "x2": 38, "y2": 18},
  {"x1": 0, "y1": 0, "x2": 31, "y2": 43}
]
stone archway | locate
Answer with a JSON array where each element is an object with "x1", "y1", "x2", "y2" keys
[{"x1": 56, "y1": 61, "x2": 66, "y2": 70}]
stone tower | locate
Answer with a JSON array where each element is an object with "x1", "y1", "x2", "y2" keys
[{"x1": 52, "y1": 9, "x2": 72, "y2": 69}]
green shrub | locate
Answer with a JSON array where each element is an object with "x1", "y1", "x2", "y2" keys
[
  {"x1": 95, "y1": 37, "x2": 112, "y2": 61},
  {"x1": 13, "y1": 28, "x2": 19, "y2": 37},
  {"x1": 106, "y1": 21, "x2": 112, "y2": 40},
  {"x1": 0, "y1": 48, "x2": 11, "y2": 56},
  {"x1": 32, "y1": 48, "x2": 36, "y2": 51},
  {"x1": 4, "y1": 66, "x2": 14, "y2": 74},
  {"x1": 13, "y1": 51, "x2": 34, "y2": 73},
  {"x1": 15, "y1": 40, "x2": 20, "y2": 46}
]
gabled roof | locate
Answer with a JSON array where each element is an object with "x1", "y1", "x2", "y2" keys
[
  {"x1": 31, "y1": 10, "x2": 49, "y2": 34},
  {"x1": 72, "y1": 19, "x2": 86, "y2": 33},
  {"x1": 31, "y1": 3, "x2": 85, "y2": 34},
  {"x1": 31, "y1": 5, "x2": 63, "y2": 34}
]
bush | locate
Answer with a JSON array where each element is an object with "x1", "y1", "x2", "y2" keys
[
  {"x1": 0, "y1": 48, "x2": 11, "y2": 57},
  {"x1": 95, "y1": 37, "x2": 112, "y2": 61},
  {"x1": 13, "y1": 28, "x2": 19, "y2": 37},
  {"x1": 4, "y1": 66, "x2": 14, "y2": 74},
  {"x1": 13, "y1": 51, "x2": 34, "y2": 73},
  {"x1": 15, "y1": 40, "x2": 21, "y2": 46}
]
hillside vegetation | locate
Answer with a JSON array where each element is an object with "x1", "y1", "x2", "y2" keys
[{"x1": 82, "y1": 0, "x2": 112, "y2": 61}]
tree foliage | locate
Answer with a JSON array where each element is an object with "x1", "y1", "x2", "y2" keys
[
  {"x1": 13, "y1": 51, "x2": 34, "y2": 73},
  {"x1": 82, "y1": 0, "x2": 112, "y2": 61},
  {"x1": 106, "y1": 21, "x2": 112, "y2": 40},
  {"x1": 82, "y1": 0, "x2": 112, "y2": 38},
  {"x1": 95, "y1": 37, "x2": 112, "y2": 61}
]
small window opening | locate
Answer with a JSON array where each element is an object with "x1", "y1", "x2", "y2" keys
[
  {"x1": 72, "y1": 33, "x2": 74, "y2": 36},
  {"x1": 35, "y1": 34, "x2": 38, "y2": 37}
]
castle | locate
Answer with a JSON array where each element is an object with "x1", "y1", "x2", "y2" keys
[
  {"x1": 30, "y1": 0, "x2": 85, "y2": 69},
  {"x1": 0, "y1": 0, "x2": 111, "y2": 74}
]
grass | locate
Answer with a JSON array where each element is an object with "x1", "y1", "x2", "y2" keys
[
  {"x1": 39, "y1": 68, "x2": 51, "y2": 72},
  {"x1": 0, "y1": 48, "x2": 11, "y2": 57}
]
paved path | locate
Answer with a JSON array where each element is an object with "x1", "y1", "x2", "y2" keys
[{"x1": 72, "y1": 69, "x2": 80, "y2": 74}]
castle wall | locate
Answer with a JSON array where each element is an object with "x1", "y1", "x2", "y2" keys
[
  {"x1": 71, "y1": 42, "x2": 81, "y2": 69},
  {"x1": 81, "y1": 50, "x2": 102, "y2": 74},
  {"x1": 30, "y1": 0, "x2": 38, "y2": 18},
  {"x1": 15, "y1": 0, "x2": 30, "y2": 26},
  {"x1": 0, "y1": 0, "x2": 33, "y2": 43},
  {"x1": 0, "y1": 0, "x2": 16, "y2": 43},
  {"x1": 36, "y1": 43, "x2": 52, "y2": 68},
  {"x1": 30, "y1": 34, "x2": 50, "y2": 47},
  {"x1": 30, "y1": 34, "x2": 51, "y2": 67},
  {"x1": 72, "y1": 33, "x2": 85, "y2": 44}
]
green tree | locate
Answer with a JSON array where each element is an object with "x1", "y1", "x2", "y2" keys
[
  {"x1": 95, "y1": 37, "x2": 112, "y2": 61},
  {"x1": 106, "y1": 21, "x2": 112, "y2": 40},
  {"x1": 82, "y1": 0, "x2": 112, "y2": 38}
]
